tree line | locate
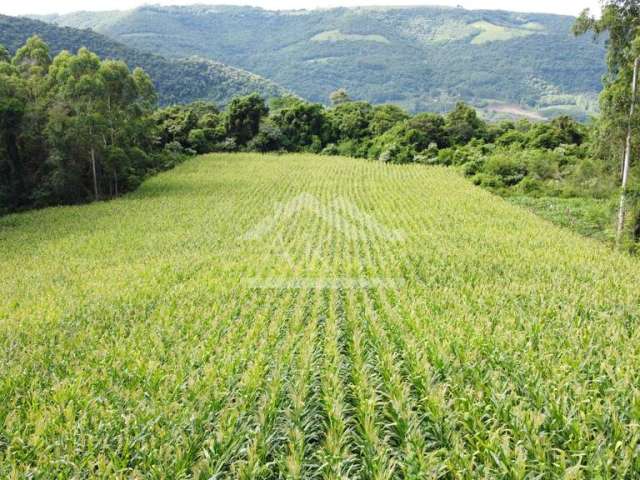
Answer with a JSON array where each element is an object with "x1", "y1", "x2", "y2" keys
[
  {"x1": 0, "y1": 36, "x2": 619, "y2": 229},
  {"x1": 0, "y1": 36, "x2": 176, "y2": 213},
  {"x1": 2, "y1": 12, "x2": 639, "y2": 249},
  {"x1": 2, "y1": 36, "x2": 581, "y2": 215},
  {"x1": 152, "y1": 85, "x2": 637, "y2": 247}
]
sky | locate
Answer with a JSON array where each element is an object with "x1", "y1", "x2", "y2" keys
[{"x1": 0, "y1": 0, "x2": 602, "y2": 17}]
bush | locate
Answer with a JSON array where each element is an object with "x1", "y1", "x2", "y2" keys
[
  {"x1": 336, "y1": 140, "x2": 359, "y2": 157},
  {"x1": 563, "y1": 157, "x2": 617, "y2": 199},
  {"x1": 188, "y1": 128, "x2": 210, "y2": 154},
  {"x1": 518, "y1": 150, "x2": 560, "y2": 181},
  {"x1": 214, "y1": 137, "x2": 238, "y2": 152},
  {"x1": 496, "y1": 129, "x2": 528, "y2": 147},
  {"x1": 414, "y1": 143, "x2": 440, "y2": 164},
  {"x1": 483, "y1": 154, "x2": 527, "y2": 186},
  {"x1": 514, "y1": 177, "x2": 546, "y2": 195},
  {"x1": 462, "y1": 157, "x2": 486, "y2": 176},
  {"x1": 320, "y1": 143, "x2": 339, "y2": 156},
  {"x1": 378, "y1": 143, "x2": 415, "y2": 164},
  {"x1": 368, "y1": 122, "x2": 425, "y2": 162},
  {"x1": 472, "y1": 173, "x2": 504, "y2": 189},
  {"x1": 435, "y1": 148, "x2": 454, "y2": 166}
]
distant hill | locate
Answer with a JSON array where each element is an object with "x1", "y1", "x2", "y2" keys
[
  {"x1": 0, "y1": 14, "x2": 289, "y2": 106},
  {"x1": 35, "y1": 5, "x2": 607, "y2": 119}
]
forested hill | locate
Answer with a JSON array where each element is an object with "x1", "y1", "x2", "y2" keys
[
  {"x1": 0, "y1": 15, "x2": 289, "y2": 106},
  {"x1": 36, "y1": 5, "x2": 606, "y2": 119}
]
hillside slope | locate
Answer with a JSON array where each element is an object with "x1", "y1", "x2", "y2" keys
[
  {"x1": 0, "y1": 14, "x2": 289, "y2": 106},
  {"x1": 38, "y1": 5, "x2": 606, "y2": 118},
  {"x1": 1, "y1": 153, "x2": 639, "y2": 476}
]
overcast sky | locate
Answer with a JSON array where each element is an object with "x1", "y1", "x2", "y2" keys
[{"x1": 0, "y1": 0, "x2": 602, "y2": 17}]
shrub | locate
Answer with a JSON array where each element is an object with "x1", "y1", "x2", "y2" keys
[
  {"x1": 496, "y1": 129, "x2": 528, "y2": 147},
  {"x1": 462, "y1": 157, "x2": 486, "y2": 176},
  {"x1": 483, "y1": 154, "x2": 527, "y2": 186},
  {"x1": 520, "y1": 150, "x2": 559, "y2": 181},
  {"x1": 369, "y1": 122, "x2": 426, "y2": 162},
  {"x1": 320, "y1": 143, "x2": 339, "y2": 156},
  {"x1": 378, "y1": 143, "x2": 415, "y2": 164},
  {"x1": 188, "y1": 128, "x2": 210, "y2": 154},
  {"x1": 472, "y1": 172, "x2": 504, "y2": 189},
  {"x1": 414, "y1": 143, "x2": 440, "y2": 164},
  {"x1": 514, "y1": 177, "x2": 546, "y2": 195},
  {"x1": 215, "y1": 137, "x2": 238, "y2": 152}
]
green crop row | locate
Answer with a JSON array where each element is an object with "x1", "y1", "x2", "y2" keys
[{"x1": 1, "y1": 153, "x2": 639, "y2": 477}]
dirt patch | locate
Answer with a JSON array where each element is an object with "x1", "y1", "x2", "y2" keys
[{"x1": 486, "y1": 103, "x2": 545, "y2": 121}]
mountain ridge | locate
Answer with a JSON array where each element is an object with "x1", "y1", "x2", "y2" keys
[
  {"x1": 0, "y1": 14, "x2": 290, "y2": 106},
  {"x1": 32, "y1": 4, "x2": 606, "y2": 119}
]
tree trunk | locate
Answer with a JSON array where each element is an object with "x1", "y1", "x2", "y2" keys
[
  {"x1": 90, "y1": 146, "x2": 99, "y2": 201},
  {"x1": 4, "y1": 132, "x2": 25, "y2": 206},
  {"x1": 616, "y1": 56, "x2": 640, "y2": 247}
]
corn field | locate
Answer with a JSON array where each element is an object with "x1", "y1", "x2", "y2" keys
[{"x1": 1, "y1": 153, "x2": 639, "y2": 478}]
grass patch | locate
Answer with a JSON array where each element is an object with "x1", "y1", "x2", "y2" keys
[
  {"x1": 310, "y1": 29, "x2": 390, "y2": 44},
  {"x1": 470, "y1": 20, "x2": 541, "y2": 44},
  {"x1": 508, "y1": 195, "x2": 616, "y2": 242}
]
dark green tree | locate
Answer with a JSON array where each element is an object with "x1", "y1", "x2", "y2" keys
[
  {"x1": 408, "y1": 112, "x2": 448, "y2": 148},
  {"x1": 272, "y1": 99, "x2": 329, "y2": 151},
  {"x1": 0, "y1": 37, "x2": 186, "y2": 213},
  {"x1": 0, "y1": 67, "x2": 27, "y2": 209},
  {"x1": 328, "y1": 101, "x2": 374, "y2": 141},
  {"x1": 13, "y1": 35, "x2": 51, "y2": 79},
  {"x1": 225, "y1": 93, "x2": 268, "y2": 145},
  {"x1": 574, "y1": 1, "x2": 640, "y2": 161},
  {"x1": 48, "y1": 48, "x2": 107, "y2": 200},
  {"x1": 575, "y1": 1, "x2": 640, "y2": 243},
  {"x1": 369, "y1": 104, "x2": 409, "y2": 137},
  {"x1": 445, "y1": 102, "x2": 487, "y2": 146},
  {"x1": 0, "y1": 44, "x2": 10, "y2": 63}
]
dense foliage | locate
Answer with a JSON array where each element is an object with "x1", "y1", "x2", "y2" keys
[
  {"x1": 2, "y1": 4, "x2": 636, "y2": 246},
  {"x1": 150, "y1": 84, "x2": 640, "y2": 248},
  {"x1": 37, "y1": 5, "x2": 606, "y2": 118},
  {"x1": 1, "y1": 31, "x2": 627, "y2": 246},
  {"x1": 0, "y1": 37, "x2": 184, "y2": 213},
  {"x1": 151, "y1": 89, "x2": 632, "y2": 246},
  {"x1": 2, "y1": 153, "x2": 639, "y2": 477},
  {"x1": 0, "y1": 15, "x2": 289, "y2": 106},
  {"x1": 574, "y1": 0, "x2": 640, "y2": 247}
]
